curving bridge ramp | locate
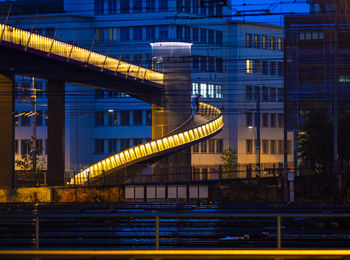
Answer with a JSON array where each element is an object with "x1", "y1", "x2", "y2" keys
[{"x1": 0, "y1": 23, "x2": 223, "y2": 186}]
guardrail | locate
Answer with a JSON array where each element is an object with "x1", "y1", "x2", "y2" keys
[
  {"x1": 0, "y1": 23, "x2": 163, "y2": 84},
  {"x1": 1, "y1": 212, "x2": 350, "y2": 251},
  {"x1": 69, "y1": 102, "x2": 223, "y2": 186}
]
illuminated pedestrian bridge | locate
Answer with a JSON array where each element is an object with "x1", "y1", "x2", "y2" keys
[{"x1": 0, "y1": 23, "x2": 223, "y2": 186}]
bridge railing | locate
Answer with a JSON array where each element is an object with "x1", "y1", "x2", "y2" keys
[
  {"x1": 0, "y1": 23, "x2": 163, "y2": 84},
  {"x1": 68, "y1": 102, "x2": 223, "y2": 186}
]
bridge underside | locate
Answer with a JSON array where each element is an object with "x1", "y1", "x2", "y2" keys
[{"x1": 0, "y1": 46, "x2": 162, "y2": 106}]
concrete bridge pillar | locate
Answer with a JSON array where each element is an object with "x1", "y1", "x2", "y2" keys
[
  {"x1": 47, "y1": 80, "x2": 65, "y2": 186},
  {"x1": 0, "y1": 70, "x2": 15, "y2": 188},
  {"x1": 151, "y1": 42, "x2": 192, "y2": 182}
]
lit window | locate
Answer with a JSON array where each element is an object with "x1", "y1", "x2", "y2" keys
[
  {"x1": 200, "y1": 83, "x2": 207, "y2": 98},
  {"x1": 246, "y1": 33, "x2": 252, "y2": 48},
  {"x1": 278, "y1": 37, "x2": 283, "y2": 51},
  {"x1": 270, "y1": 36, "x2": 275, "y2": 50},
  {"x1": 246, "y1": 59, "x2": 253, "y2": 74},
  {"x1": 254, "y1": 34, "x2": 260, "y2": 48},
  {"x1": 192, "y1": 83, "x2": 199, "y2": 95},
  {"x1": 108, "y1": 28, "x2": 117, "y2": 42},
  {"x1": 262, "y1": 35, "x2": 268, "y2": 49},
  {"x1": 215, "y1": 85, "x2": 222, "y2": 99},
  {"x1": 208, "y1": 84, "x2": 214, "y2": 98}
]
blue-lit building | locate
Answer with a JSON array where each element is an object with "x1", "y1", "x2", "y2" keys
[{"x1": 4, "y1": 0, "x2": 291, "y2": 181}]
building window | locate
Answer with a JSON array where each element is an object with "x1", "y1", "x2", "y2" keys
[
  {"x1": 270, "y1": 87, "x2": 276, "y2": 102},
  {"x1": 216, "y1": 139, "x2": 223, "y2": 153},
  {"x1": 262, "y1": 86, "x2": 269, "y2": 102},
  {"x1": 133, "y1": 138, "x2": 143, "y2": 146},
  {"x1": 208, "y1": 57, "x2": 215, "y2": 72},
  {"x1": 108, "y1": 110, "x2": 117, "y2": 126},
  {"x1": 246, "y1": 33, "x2": 252, "y2": 48},
  {"x1": 201, "y1": 141, "x2": 207, "y2": 153},
  {"x1": 216, "y1": 31, "x2": 223, "y2": 44},
  {"x1": 270, "y1": 61, "x2": 276, "y2": 75},
  {"x1": 278, "y1": 62, "x2": 283, "y2": 76},
  {"x1": 108, "y1": 28, "x2": 117, "y2": 41},
  {"x1": 246, "y1": 112, "x2": 253, "y2": 127},
  {"x1": 262, "y1": 140, "x2": 269, "y2": 154},
  {"x1": 184, "y1": 26, "x2": 191, "y2": 41},
  {"x1": 108, "y1": 139, "x2": 117, "y2": 154},
  {"x1": 146, "y1": 26, "x2": 155, "y2": 41},
  {"x1": 146, "y1": 110, "x2": 152, "y2": 125},
  {"x1": 192, "y1": 83, "x2": 199, "y2": 95},
  {"x1": 159, "y1": 25, "x2": 168, "y2": 40},
  {"x1": 200, "y1": 56, "x2": 207, "y2": 72},
  {"x1": 278, "y1": 37, "x2": 284, "y2": 51},
  {"x1": 270, "y1": 113, "x2": 276, "y2": 127},
  {"x1": 95, "y1": 111, "x2": 104, "y2": 126},
  {"x1": 133, "y1": 110, "x2": 143, "y2": 125},
  {"x1": 200, "y1": 29, "x2": 207, "y2": 43},
  {"x1": 120, "y1": 139, "x2": 130, "y2": 150},
  {"x1": 270, "y1": 36, "x2": 276, "y2": 50},
  {"x1": 108, "y1": 0, "x2": 117, "y2": 14},
  {"x1": 95, "y1": 139, "x2": 104, "y2": 154},
  {"x1": 254, "y1": 86, "x2": 260, "y2": 101},
  {"x1": 246, "y1": 59, "x2": 253, "y2": 74},
  {"x1": 254, "y1": 34, "x2": 260, "y2": 48},
  {"x1": 270, "y1": 140, "x2": 276, "y2": 154},
  {"x1": 215, "y1": 84, "x2": 222, "y2": 99},
  {"x1": 209, "y1": 139, "x2": 215, "y2": 153},
  {"x1": 120, "y1": 27, "x2": 130, "y2": 41},
  {"x1": 208, "y1": 30, "x2": 214, "y2": 44},
  {"x1": 278, "y1": 140, "x2": 283, "y2": 154},
  {"x1": 262, "y1": 61, "x2": 268, "y2": 75},
  {"x1": 192, "y1": 143, "x2": 199, "y2": 153},
  {"x1": 159, "y1": 0, "x2": 168, "y2": 11},
  {"x1": 246, "y1": 85, "x2": 253, "y2": 101},
  {"x1": 262, "y1": 113, "x2": 269, "y2": 127},
  {"x1": 208, "y1": 84, "x2": 214, "y2": 98},
  {"x1": 133, "y1": 27, "x2": 142, "y2": 40},
  {"x1": 262, "y1": 35, "x2": 268, "y2": 49},
  {"x1": 246, "y1": 139, "x2": 253, "y2": 154},
  {"x1": 120, "y1": 111, "x2": 130, "y2": 125},
  {"x1": 21, "y1": 139, "x2": 31, "y2": 155},
  {"x1": 278, "y1": 88, "x2": 284, "y2": 102},
  {"x1": 193, "y1": 28, "x2": 199, "y2": 42},
  {"x1": 96, "y1": 28, "x2": 105, "y2": 41},
  {"x1": 200, "y1": 83, "x2": 207, "y2": 97},
  {"x1": 253, "y1": 60, "x2": 260, "y2": 74},
  {"x1": 192, "y1": 56, "x2": 199, "y2": 70},
  {"x1": 278, "y1": 113, "x2": 284, "y2": 128},
  {"x1": 146, "y1": 0, "x2": 155, "y2": 11},
  {"x1": 95, "y1": 89, "x2": 104, "y2": 98},
  {"x1": 120, "y1": 0, "x2": 130, "y2": 13},
  {"x1": 216, "y1": 57, "x2": 223, "y2": 72},
  {"x1": 133, "y1": 0, "x2": 142, "y2": 12},
  {"x1": 95, "y1": 0, "x2": 104, "y2": 15}
]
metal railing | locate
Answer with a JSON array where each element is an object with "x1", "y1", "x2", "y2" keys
[
  {"x1": 0, "y1": 212, "x2": 350, "y2": 259},
  {"x1": 0, "y1": 23, "x2": 163, "y2": 84},
  {"x1": 69, "y1": 102, "x2": 223, "y2": 186}
]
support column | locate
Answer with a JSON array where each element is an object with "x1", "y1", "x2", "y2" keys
[
  {"x1": 47, "y1": 80, "x2": 65, "y2": 186},
  {"x1": 0, "y1": 71, "x2": 14, "y2": 188},
  {"x1": 151, "y1": 42, "x2": 192, "y2": 182}
]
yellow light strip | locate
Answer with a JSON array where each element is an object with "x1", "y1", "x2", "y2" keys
[
  {"x1": 0, "y1": 23, "x2": 163, "y2": 84},
  {"x1": 0, "y1": 249, "x2": 350, "y2": 257},
  {"x1": 69, "y1": 102, "x2": 223, "y2": 185}
]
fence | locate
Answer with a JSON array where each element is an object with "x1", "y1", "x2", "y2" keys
[{"x1": 1, "y1": 212, "x2": 350, "y2": 259}]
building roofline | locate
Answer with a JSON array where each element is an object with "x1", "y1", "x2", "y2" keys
[
  {"x1": 227, "y1": 20, "x2": 283, "y2": 29},
  {"x1": 4, "y1": 13, "x2": 94, "y2": 21}
]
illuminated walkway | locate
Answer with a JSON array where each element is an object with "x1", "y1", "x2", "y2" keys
[
  {"x1": 70, "y1": 102, "x2": 223, "y2": 185},
  {"x1": 0, "y1": 23, "x2": 223, "y2": 185}
]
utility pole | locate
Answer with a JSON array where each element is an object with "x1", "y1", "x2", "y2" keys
[
  {"x1": 255, "y1": 92, "x2": 261, "y2": 177},
  {"x1": 31, "y1": 77, "x2": 37, "y2": 185}
]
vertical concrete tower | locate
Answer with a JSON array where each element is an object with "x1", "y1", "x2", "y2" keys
[{"x1": 151, "y1": 42, "x2": 192, "y2": 181}]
